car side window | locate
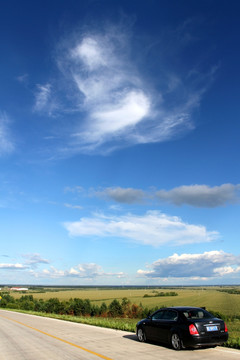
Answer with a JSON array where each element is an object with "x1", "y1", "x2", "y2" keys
[
  {"x1": 152, "y1": 310, "x2": 165, "y2": 320},
  {"x1": 163, "y1": 310, "x2": 178, "y2": 321}
]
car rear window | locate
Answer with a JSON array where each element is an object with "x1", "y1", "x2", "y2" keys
[{"x1": 182, "y1": 309, "x2": 214, "y2": 320}]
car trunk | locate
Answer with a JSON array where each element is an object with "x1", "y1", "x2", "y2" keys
[{"x1": 190, "y1": 318, "x2": 226, "y2": 344}]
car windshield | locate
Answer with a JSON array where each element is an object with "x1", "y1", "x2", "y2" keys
[{"x1": 182, "y1": 308, "x2": 214, "y2": 320}]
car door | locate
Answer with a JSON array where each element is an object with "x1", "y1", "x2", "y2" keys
[
  {"x1": 160, "y1": 310, "x2": 179, "y2": 342},
  {"x1": 150, "y1": 310, "x2": 178, "y2": 343},
  {"x1": 146, "y1": 310, "x2": 167, "y2": 342}
]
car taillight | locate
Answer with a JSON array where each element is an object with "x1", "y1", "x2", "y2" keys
[
  {"x1": 189, "y1": 324, "x2": 199, "y2": 335},
  {"x1": 224, "y1": 322, "x2": 228, "y2": 332}
]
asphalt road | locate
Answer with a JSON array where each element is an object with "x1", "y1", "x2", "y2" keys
[{"x1": 0, "y1": 310, "x2": 239, "y2": 360}]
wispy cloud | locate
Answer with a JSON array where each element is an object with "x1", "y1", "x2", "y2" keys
[
  {"x1": 64, "y1": 186, "x2": 84, "y2": 193},
  {"x1": 64, "y1": 210, "x2": 219, "y2": 246},
  {"x1": 94, "y1": 183, "x2": 240, "y2": 207},
  {"x1": 0, "y1": 253, "x2": 49, "y2": 272},
  {"x1": 22, "y1": 253, "x2": 49, "y2": 268},
  {"x1": 63, "y1": 31, "x2": 152, "y2": 153},
  {"x1": 64, "y1": 203, "x2": 82, "y2": 210},
  {"x1": 34, "y1": 83, "x2": 58, "y2": 115},
  {"x1": 0, "y1": 263, "x2": 28, "y2": 270},
  {"x1": 16, "y1": 73, "x2": 29, "y2": 84},
  {"x1": 0, "y1": 112, "x2": 15, "y2": 156},
  {"x1": 43, "y1": 21, "x2": 214, "y2": 156},
  {"x1": 138, "y1": 251, "x2": 240, "y2": 279},
  {"x1": 32, "y1": 263, "x2": 125, "y2": 279}
]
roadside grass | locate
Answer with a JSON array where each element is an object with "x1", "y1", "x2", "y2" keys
[
  {"x1": 3, "y1": 308, "x2": 240, "y2": 350},
  {"x1": 3, "y1": 308, "x2": 137, "y2": 332}
]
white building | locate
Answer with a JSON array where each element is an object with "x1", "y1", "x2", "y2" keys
[{"x1": 10, "y1": 287, "x2": 28, "y2": 291}]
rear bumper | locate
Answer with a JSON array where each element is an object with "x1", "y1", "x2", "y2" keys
[{"x1": 183, "y1": 333, "x2": 228, "y2": 348}]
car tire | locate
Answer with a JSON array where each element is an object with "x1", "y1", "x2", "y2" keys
[
  {"x1": 171, "y1": 333, "x2": 182, "y2": 350},
  {"x1": 137, "y1": 328, "x2": 147, "y2": 342}
]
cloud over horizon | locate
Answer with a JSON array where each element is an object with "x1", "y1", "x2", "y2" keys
[
  {"x1": 0, "y1": 253, "x2": 50, "y2": 272},
  {"x1": 33, "y1": 262, "x2": 125, "y2": 280},
  {"x1": 0, "y1": 263, "x2": 28, "y2": 270},
  {"x1": 138, "y1": 250, "x2": 240, "y2": 279}
]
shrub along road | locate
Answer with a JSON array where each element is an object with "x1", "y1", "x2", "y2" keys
[{"x1": 0, "y1": 310, "x2": 239, "y2": 360}]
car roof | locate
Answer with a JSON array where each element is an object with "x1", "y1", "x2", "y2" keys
[{"x1": 161, "y1": 306, "x2": 206, "y2": 311}]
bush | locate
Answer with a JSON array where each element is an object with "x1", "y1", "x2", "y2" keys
[
  {"x1": 34, "y1": 299, "x2": 45, "y2": 312},
  {"x1": 108, "y1": 299, "x2": 123, "y2": 317},
  {"x1": 99, "y1": 302, "x2": 108, "y2": 316},
  {"x1": 225, "y1": 338, "x2": 240, "y2": 349},
  {"x1": 208, "y1": 309, "x2": 226, "y2": 321},
  {"x1": 43, "y1": 298, "x2": 62, "y2": 313}
]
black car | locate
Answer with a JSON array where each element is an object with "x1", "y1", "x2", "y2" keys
[{"x1": 136, "y1": 306, "x2": 228, "y2": 350}]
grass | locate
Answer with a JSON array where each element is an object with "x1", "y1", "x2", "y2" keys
[{"x1": 4, "y1": 308, "x2": 137, "y2": 332}]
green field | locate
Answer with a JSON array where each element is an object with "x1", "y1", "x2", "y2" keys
[{"x1": 7, "y1": 286, "x2": 240, "y2": 316}]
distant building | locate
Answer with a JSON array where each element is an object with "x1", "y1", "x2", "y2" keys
[{"x1": 10, "y1": 287, "x2": 28, "y2": 291}]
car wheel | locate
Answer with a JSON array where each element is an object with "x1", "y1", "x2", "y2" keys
[
  {"x1": 171, "y1": 333, "x2": 182, "y2": 350},
  {"x1": 137, "y1": 328, "x2": 147, "y2": 342}
]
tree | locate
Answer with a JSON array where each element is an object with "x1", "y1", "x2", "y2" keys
[
  {"x1": 99, "y1": 302, "x2": 107, "y2": 316},
  {"x1": 108, "y1": 299, "x2": 123, "y2": 317},
  {"x1": 43, "y1": 298, "x2": 62, "y2": 313}
]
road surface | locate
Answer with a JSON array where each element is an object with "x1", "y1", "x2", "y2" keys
[{"x1": 0, "y1": 310, "x2": 239, "y2": 360}]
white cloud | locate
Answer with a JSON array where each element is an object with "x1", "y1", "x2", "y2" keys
[
  {"x1": 71, "y1": 37, "x2": 110, "y2": 71},
  {"x1": 32, "y1": 263, "x2": 126, "y2": 280},
  {"x1": 213, "y1": 266, "x2": 240, "y2": 276},
  {"x1": 87, "y1": 90, "x2": 150, "y2": 142},
  {"x1": 34, "y1": 84, "x2": 51, "y2": 110},
  {"x1": 22, "y1": 253, "x2": 49, "y2": 267},
  {"x1": 66, "y1": 32, "x2": 152, "y2": 152},
  {"x1": 64, "y1": 210, "x2": 219, "y2": 246},
  {"x1": 34, "y1": 83, "x2": 58, "y2": 115},
  {"x1": 40, "y1": 267, "x2": 65, "y2": 278},
  {"x1": 0, "y1": 254, "x2": 50, "y2": 272},
  {"x1": 0, "y1": 112, "x2": 15, "y2": 156},
  {"x1": 137, "y1": 251, "x2": 240, "y2": 279},
  {"x1": 51, "y1": 22, "x2": 212, "y2": 155},
  {"x1": 0, "y1": 263, "x2": 28, "y2": 270}
]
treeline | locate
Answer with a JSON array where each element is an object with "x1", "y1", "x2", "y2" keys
[
  {"x1": 0, "y1": 293, "x2": 160, "y2": 319},
  {"x1": 218, "y1": 289, "x2": 240, "y2": 295},
  {"x1": 143, "y1": 291, "x2": 178, "y2": 298},
  {"x1": 1, "y1": 292, "x2": 239, "y2": 322}
]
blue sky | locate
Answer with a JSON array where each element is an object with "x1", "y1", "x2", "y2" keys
[{"x1": 0, "y1": 0, "x2": 240, "y2": 285}]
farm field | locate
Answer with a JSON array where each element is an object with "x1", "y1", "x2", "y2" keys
[{"x1": 7, "y1": 286, "x2": 240, "y2": 316}]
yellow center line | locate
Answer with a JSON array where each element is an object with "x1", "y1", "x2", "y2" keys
[{"x1": 0, "y1": 314, "x2": 113, "y2": 360}]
